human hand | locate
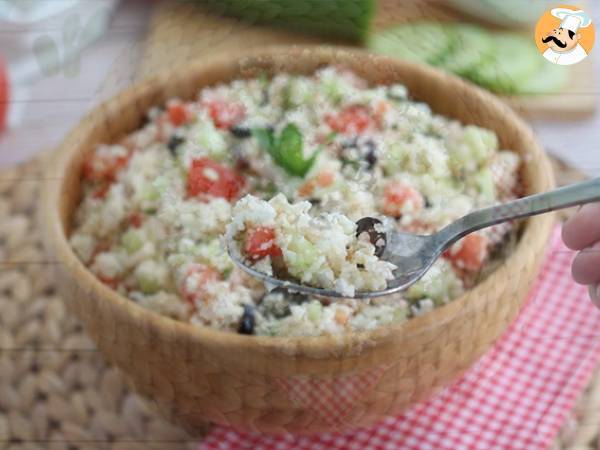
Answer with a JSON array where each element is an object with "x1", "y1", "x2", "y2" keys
[{"x1": 562, "y1": 204, "x2": 600, "y2": 306}]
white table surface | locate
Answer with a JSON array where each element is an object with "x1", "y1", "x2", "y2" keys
[{"x1": 0, "y1": 0, "x2": 598, "y2": 177}]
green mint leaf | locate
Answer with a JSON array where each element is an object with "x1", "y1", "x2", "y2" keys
[
  {"x1": 278, "y1": 123, "x2": 319, "y2": 177},
  {"x1": 253, "y1": 124, "x2": 319, "y2": 178},
  {"x1": 278, "y1": 123, "x2": 303, "y2": 173}
]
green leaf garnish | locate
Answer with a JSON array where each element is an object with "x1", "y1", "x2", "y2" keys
[{"x1": 252, "y1": 123, "x2": 319, "y2": 177}]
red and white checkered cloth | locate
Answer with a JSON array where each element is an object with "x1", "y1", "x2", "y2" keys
[{"x1": 198, "y1": 226, "x2": 600, "y2": 450}]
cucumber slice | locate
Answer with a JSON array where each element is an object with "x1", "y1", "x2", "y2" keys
[
  {"x1": 201, "y1": 0, "x2": 376, "y2": 42},
  {"x1": 440, "y1": 24, "x2": 494, "y2": 76},
  {"x1": 515, "y1": 61, "x2": 569, "y2": 95},
  {"x1": 466, "y1": 33, "x2": 541, "y2": 94},
  {"x1": 368, "y1": 22, "x2": 456, "y2": 65}
]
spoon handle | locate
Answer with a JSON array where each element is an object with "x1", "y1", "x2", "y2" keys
[{"x1": 435, "y1": 177, "x2": 600, "y2": 248}]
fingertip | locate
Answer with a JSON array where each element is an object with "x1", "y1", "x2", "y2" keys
[
  {"x1": 562, "y1": 218, "x2": 579, "y2": 250},
  {"x1": 571, "y1": 244, "x2": 600, "y2": 285},
  {"x1": 561, "y1": 204, "x2": 600, "y2": 251},
  {"x1": 571, "y1": 259, "x2": 585, "y2": 285},
  {"x1": 589, "y1": 284, "x2": 600, "y2": 309}
]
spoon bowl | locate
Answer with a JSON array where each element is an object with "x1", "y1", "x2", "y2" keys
[
  {"x1": 228, "y1": 231, "x2": 434, "y2": 299},
  {"x1": 229, "y1": 177, "x2": 600, "y2": 299}
]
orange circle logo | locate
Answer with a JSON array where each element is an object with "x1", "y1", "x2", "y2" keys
[{"x1": 534, "y1": 5, "x2": 595, "y2": 65}]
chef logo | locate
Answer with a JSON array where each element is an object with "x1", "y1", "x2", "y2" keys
[{"x1": 535, "y1": 6, "x2": 595, "y2": 65}]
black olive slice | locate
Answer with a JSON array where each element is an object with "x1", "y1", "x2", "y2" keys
[
  {"x1": 167, "y1": 135, "x2": 185, "y2": 155},
  {"x1": 356, "y1": 217, "x2": 387, "y2": 258},
  {"x1": 237, "y1": 304, "x2": 256, "y2": 335},
  {"x1": 230, "y1": 126, "x2": 252, "y2": 138}
]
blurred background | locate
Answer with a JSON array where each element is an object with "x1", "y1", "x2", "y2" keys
[{"x1": 0, "y1": 0, "x2": 597, "y2": 175}]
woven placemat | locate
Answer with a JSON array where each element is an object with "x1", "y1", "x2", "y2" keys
[
  {"x1": 0, "y1": 155, "x2": 201, "y2": 450},
  {"x1": 0, "y1": 156, "x2": 593, "y2": 448}
]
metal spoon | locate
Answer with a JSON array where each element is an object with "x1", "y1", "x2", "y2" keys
[{"x1": 228, "y1": 178, "x2": 600, "y2": 299}]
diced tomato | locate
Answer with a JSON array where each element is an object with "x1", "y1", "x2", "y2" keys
[
  {"x1": 180, "y1": 263, "x2": 220, "y2": 306},
  {"x1": 315, "y1": 132, "x2": 332, "y2": 145},
  {"x1": 325, "y1": 105, "x2": 375, "y2": 135},
  {"x1": 91, "y1": 242, "x2": 111, "y2": 261},
  {"x1": 331, "y1": 65, "x2": 367, "y2": 89},
  {"x1": 119, "y1": 137, "x2": 136, "y2": 152},
  {"x1": 187, "y1": 157, "x2": 245, "y2": 201},
  {"x1": 82, "y1": 149, "x2": 131, "y2": 182},
  {"x1": 445, "y1": 233, "x2": 489, "y2": 271},
  {"x1": 381, "y1": 181, "x2": 424, "y2": 218},
  {"x1": 316, "y1": 170, "x2": 335, "y2": 188},
  {"x1": 335, "y1": 308, "x2": 350, "y2": 325},
  {"x1": 0, "y1": 56, "x2": 8, "y2": 133},
  {"x1": 98, "y1": 275, "x2": 119, "y2": 290},
  {"x1": 167, "y1": 102, "x2": 192, "y2": 127},
  {"x1": 128, "y1": 213, "x2": 143, "y2": 228},
  {"x1": 204, "y1": 100, "x2": 245, "y2": 129},
  {"x1": 298, "y1": 180, "x2": 315, "y2": 198},
  {"x1": 374, "y1": 100, "x2": 390, "y2": 126},
  {"x1": 298, "y1": 171, "x2": 334, "y2": 198},
  {"x1": 155, "y1": 115, "x2": 169, "y2": 142},
  {"x1": 244, "y1": 227, "x2": 282, "y2": 261},
  {"x1": 93, "y1": 183, "x2": 112, "y2": 199}
]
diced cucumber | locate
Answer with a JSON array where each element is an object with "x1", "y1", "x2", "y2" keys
[
  {"x1": 382, "y1": 140, "x2": 449, "y2": 179},
  {"x1": 195, "y1": 120, "x2": 227, "y2": 161},
  {"x1": 381, "y1": 141, "x2": 408, "y2": 175},
  {"x1": 368, "y1": 22, "x2": 456, "y2": 65},
  {"x1": 393, "y1": 307, "x2": 407, "y2": 321},
  {"x1": 466, "y1": 33, "x2": 541, "y2": 94},
  {"x1": 196, "y1": 238, "x2": 234, "y2": 274},
  {"x1": 138, "y1": 277, "x2": 161, "y2": 295},
  {"x1": 166, "y1": 253, "x2": 188, "y2": 269},
  {"x1": 318, "y1": 68, "x2": 354, "y2": 104},
  {"x1": 440, "y1": 24, "x2": 494, "y2": 76},
  {"x1": 474, "y1": 167, "x2": 496, "y2": 202},
  {"x1": 463, "y1": 126, "x2": 498, "y2": 161},
  {"x1": 449, "y1": 125, "x2": 497, "y2": 172},
  {"x1": 143, "y1": 184, "x2": 161, "y2": 201},
  {"x1": 307, "y1": 300, "x2": 323, "y2": 323},
  {"x1": 515, "y1": 61, "x2": 569, "y2": 95},
  {"x1": 286, "y1": 235, "x2": 319, "y2": 275},
  {"x1": 284, "y1": 78, "x2": 316, "y2": 108},
  {"x1": 387, "y1": 84, "x2": 408, "y2": 101},
  {"x1": 153, "y1": 175, "x2": 171, "y2": 195},
  {"x1": 406, "y1": 279, "x2": 426, "y2": 300},
  {"x1": 135, "y1": 260, "x2": 167, "y2": 295},
  {"x1": 406, "y1": 261, "x2": 463, "y2": 305},
  {"x1": 121, "y1": 230, "x2": 144, "y2": 254}
]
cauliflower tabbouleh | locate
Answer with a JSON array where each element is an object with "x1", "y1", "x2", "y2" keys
[
  {"x1": 227, "y1": 194, "x2": 397, "y2": 297},
  {"x1": 70, "y1": 67, "x2": 521, "y2": 337}
]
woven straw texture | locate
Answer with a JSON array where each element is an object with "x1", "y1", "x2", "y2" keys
[{"x1": 0, "y1": 155, "x2": 202, "y2": 450}]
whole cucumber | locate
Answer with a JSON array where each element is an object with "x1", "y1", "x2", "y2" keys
[{"x1": 200, "y1": 0, "x2": 376, "y2": 42}]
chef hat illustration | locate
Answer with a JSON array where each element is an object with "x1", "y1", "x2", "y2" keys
[{"x1": 551, "y1": 8, "x2": 592, "y2": 33}]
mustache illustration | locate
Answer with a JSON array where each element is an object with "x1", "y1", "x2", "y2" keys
[{"x1": 542, "y1": 35, "x2": 567, "y2": 48}]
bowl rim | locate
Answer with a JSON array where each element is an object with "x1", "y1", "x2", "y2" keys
[{"x1": 43, "y1": 45, "x2": 555, "y2": 356}]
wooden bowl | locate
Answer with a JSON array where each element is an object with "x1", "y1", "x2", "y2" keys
[{"x1": 42, "y1": 46, "x2": 555, "y2": 435}]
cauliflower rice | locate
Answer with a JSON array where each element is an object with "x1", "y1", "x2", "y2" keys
[
  {"x1": 227, "y1": 194, "x2": 397, "y2": 297},
  {"x1": 69, "y1": 67, "x2": 521, "y2": 337}
]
